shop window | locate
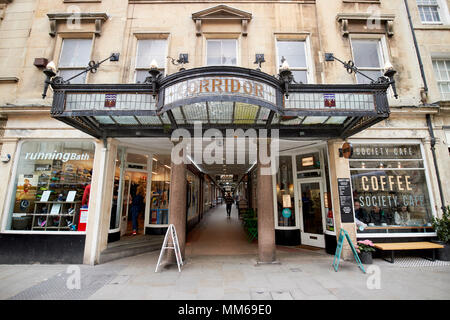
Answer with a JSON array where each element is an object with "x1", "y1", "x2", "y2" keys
[
  {"x1": 187, "y1": 171, "x2": 200, "y2": 221},
  {"x1": 432, "y1": 59, "x2": 450, "y2": 100},
  {"x1": 417, "y1": 0, "x2": 442, "y2": 23},
  {"x1": 350, "y1": 144, "x2": 434, "y2": 232},
  {"x1": 149, "y1": 156, "x2": 171, "y2": 225},
  {"x1": 109, "y1": 148, "x2": 124, "y2": 231},
  {"x1": 350, "y1": 39, "x2": 385, "y2": 84},
  {"x1": 276, "y1": 40, "x2": 309, "y2": 84},
  {"x1": 135, "y1": 39, "x2": 167, "y2": 83},
  {"x1": 206, "y1": 39, "x2": 237, "y2": 66},
  {"x1": 6, "y1": 141, "x2": 95, "y2": 232},
  {"x1": 276, "y1": 156, "x2": 295, "y2": 227},
  {"x1": 58, "y1": 39, "x2": 93, "y2": 84}
]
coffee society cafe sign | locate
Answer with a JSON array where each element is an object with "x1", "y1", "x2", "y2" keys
[
  {"x1": 353, "y1": 144, "x2": 421, "y2": 160},
  {"x1": 352, "y1": 144, "x2": 428, "y2": 210},
  {"x1": 163, "y1": 76, "x2": 277, "y2": 108}
]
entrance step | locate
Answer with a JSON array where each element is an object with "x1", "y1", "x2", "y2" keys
[{"x1": 99, "y1": 235, "x2": 164, "y2": 264}]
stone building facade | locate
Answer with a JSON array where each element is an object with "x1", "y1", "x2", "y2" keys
[{"x1": 0, "y1": 0, "x2": 449, "y2": 265}]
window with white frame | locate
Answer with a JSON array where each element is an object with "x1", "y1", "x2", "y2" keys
[
  {"x1": 432, "y1": 59, "x2": 450, "y2": 100},
  {"x1": 206, "y1": 39, "x2": 237, "y2": 66},
  {"x1": 135, "y1": 39, "x2": 167, "y2": 83},
  {"x1": 276, "y1": 40, "x2": 309, "y2": 84},
  {"x1": 417, "y1": 0, "x2": 442, "y2": 23},
  {"x1": 58, "y1": 39, "x2": 93, "y2": 84},
  {"x1": 350, "y1": 143, "x2": 434, "y2": 232},
  {"x1": 351, "y1": 39, "x2": 385, "y2": 85}
]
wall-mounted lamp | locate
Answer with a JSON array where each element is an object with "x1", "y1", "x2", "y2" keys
[
  {"x1": 254, "y1": 54, "x2": 265, "y2": 70},
  {"x1": 42, "y1": 61, "x2": 57, "y2": 98},
  {"x1": 1, "y1": 154, "x2": 11, "y2": 163},
  {"x1": 278, "y1": 56, "x2": 294, "y2": 98},
  {"x1": 144, "y1": 59, "x2": 162, "y2": 97},
  {"x1": 168, "y1": 53, "x2": 189, "y2": 71}
]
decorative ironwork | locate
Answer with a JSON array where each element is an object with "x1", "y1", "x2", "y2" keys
[
  {"x1": 42, "y1": 53, "x2": 119, "y2": 98},
  {"x1": 324, "y1": 52, "x2": 398, "y2": 98},
  {"x1": 49, "y1": 65, "x2": 391, "y2": 139}
]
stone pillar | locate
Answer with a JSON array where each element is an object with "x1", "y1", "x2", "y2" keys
[
  {"x1": 257, "y1": 138, "x2": 276, "y2": 263},
  {"x1": 167, "y1": 142, "x2": 187, "y2": 262},
  {"x1": 0, "y1": 138, "x2": 19, "y2": 228},
  {"x1": 327, "y1": 140, "x2": 357, "y2": 261},
  {"x1": 83, "y1": 138, "x2": 117, "y2": 265}
]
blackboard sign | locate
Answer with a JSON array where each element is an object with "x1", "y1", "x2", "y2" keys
[{"x1": 338, "y1": 178, "x2": 354, "y2": 223}]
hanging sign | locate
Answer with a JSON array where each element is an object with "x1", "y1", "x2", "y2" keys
[
  {"x1": 162, "y1": 76, "x2": 277, "y2": 109},
  {"x1": 338, "y1": 178, "x2": 354, "y2": 223}
]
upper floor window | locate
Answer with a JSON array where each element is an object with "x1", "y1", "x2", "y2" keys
[
  {"x1": 58, "y1": 39, "x2": 92, "y2": 84},
  {"x1": 351, "y1": 39, "x2": 385, "y2": 84},
  {"x1": 135, "y1": 39, "x2": 167, "y2": 83},
  {"x1": 432, "y1": 59, "x2": 450, "y2": 100},
  {"x1": 417, "y1": 0, "x2": 442, "y2": 23},
  {"x1": 276, "y1": 40, "x2": 309, "y2": 84},
  {"x1": 206, "y1": 39, "x2": 237, "y2": 66}
]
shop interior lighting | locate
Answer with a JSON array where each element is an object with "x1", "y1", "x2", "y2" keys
[{"x1": 302, "y1": 156, "x2": 314, "y2": 167}]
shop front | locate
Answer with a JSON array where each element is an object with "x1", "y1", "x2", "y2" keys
[
  {"x1": 349, "y1": 141, "x2": 436, "y2": 241},
  {"x1": 274, "y1": 143, "x2": 335, "y2": 252},
  {"x1": 0, "y1": 139, "x2": 96, "y2": 263},
  {"x1": 0, "y1": 65, "x2": 395, "y2": 264}
]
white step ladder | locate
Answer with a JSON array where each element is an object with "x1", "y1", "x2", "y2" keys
[{"x1": 155, "y1": 224, "x2": 184, "y2": 272}]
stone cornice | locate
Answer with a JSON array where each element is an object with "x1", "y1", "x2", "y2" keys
[
  {"x1": 336, "y1": 13, "x2": 395, "y2": 37},
  {"x1": 192, "y1": 4, "x2": 252, "y2": 36},
  {"x1": 47, "y1": 12, "x2": 108, "y2": 37}
]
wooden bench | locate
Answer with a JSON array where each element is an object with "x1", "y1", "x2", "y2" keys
[{"x1": 373, "y1": 242, "x2": 444, "y2": 263}]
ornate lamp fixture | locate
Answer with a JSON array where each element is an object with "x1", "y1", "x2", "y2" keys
[
  {"x1": 278, "y1": 56, "x2": 294, "y2": 98},
  {"x1": 168, "y1": 53, "x2": 189, "y2": 71},
  {"x1": 144, "y1": 59, "x2": 162, "y2": 98},
  {"x1": 41, "y1": 53, "x2": 120, "y2": 98},
  {"x1": 254, "y1": 54, "x2": 265, "y2": 71},
  {"x1": 325, "y1": 52, "x2": 398, "y2": 98}
]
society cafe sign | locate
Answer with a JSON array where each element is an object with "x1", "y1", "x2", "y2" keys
[{"x1": 163, "y1": 76, "x2": 277, "y2": 107}]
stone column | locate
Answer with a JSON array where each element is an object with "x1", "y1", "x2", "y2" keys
[
  {"x1": 83, "y1": 138, "x2": 117, "y2": 265},
  {"x1": 0, "y1": 138, "x2": 19, "y2": 227},
  {"x1": 167, "y1": 141, "x2": 187, "y2": 263},
  {"x1": 327, "y1": 139, "x2": 357, "y2": 261},
  {"x1": 257, "y1": 138, "x2": 277, "y2": 263}
]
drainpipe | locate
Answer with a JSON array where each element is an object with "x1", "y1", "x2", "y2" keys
[
  {"x1": 426, "y1": 114, "x2": 446, "y2": 214},
  {"x1": 404, "y1": 0, "x2": 428, "y2": 102}
]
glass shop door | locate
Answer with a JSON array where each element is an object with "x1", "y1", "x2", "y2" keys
[{"x1": 297, "y1": 178, "x2": 326, "y2": 248}]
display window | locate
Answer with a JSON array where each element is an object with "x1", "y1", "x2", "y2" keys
[
  {"x1": 187, "y1": 171, "x2": 200, "y2": 221},
  {"x1": 5, "y1": 140, "x2": 95, "y2": 232},
  {"x1": 350, "y1": 143, "x2": 434, "y2": 233},
  {"x1": 276, "y1": 156, "x2": 295, "y2": 227},
  {"x1": 149, "y1": 156, "x2": 171, "y2": 225}
]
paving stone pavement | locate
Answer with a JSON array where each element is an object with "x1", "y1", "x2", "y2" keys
[{"x1": 0, "y1": 205, "x2": 449, "y2": 300}]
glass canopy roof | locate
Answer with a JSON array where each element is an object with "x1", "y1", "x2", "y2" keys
[
  {"x1": 93, "y1": 101, "x2": 349, "y2": 127},
  {"x1": 50, "y1": 66, "x2": 390, "y2": 139}
]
